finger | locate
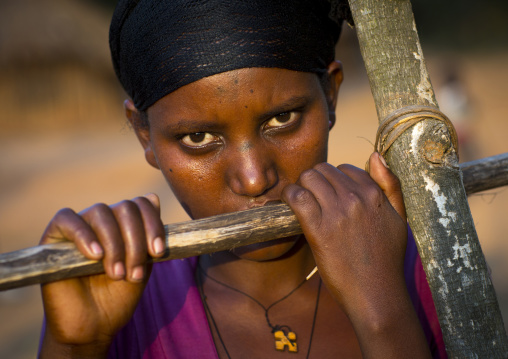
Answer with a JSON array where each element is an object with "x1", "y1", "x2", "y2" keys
[
  {"x1": 314, "y1": 163, "x2": 383, "y2": 211},
  {"x1": 132, "y1": 195, "x2": 166, "y2": 257},
  {"x1": 335, "y1": 163, "x2": 373, "y2": 186},
  {"x1": 368, "y1": 152, "x2": 407, "y2": 222},
  {"x1": 143, "y1": 193, "x2": 161, "y2": 213},
  {"x1": 298, "y1": 165, "x2": 340, "y2": 206},
  {"x1": 282, "y1": 182, "x2": 323, "y2": 230},
  {"x1": 41, "y1": 208, "x2": 104, "y2": 260},
  {"x1": 314, "y1": 162, "x2": 373, "y2": 195},
  {"x1": 283, "y1": 166, "x2": 342, "y2": 235},
  {"x1": 111, "y1": 200, "x2": 149, "y2": 283},
  {"x1": 81, "y1": 204, "x2": 126, "y2": 280}
]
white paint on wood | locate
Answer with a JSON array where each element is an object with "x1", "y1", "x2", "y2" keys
[
  {"x1": 453, "y1": 239, "x2": 473, "y2": 269},
  {"x1": 428, "y1": 258, "x2": 451, "y2": 298},
  {"x1": 411, "y1": 122, "x2": 425, "y2": 155},
  {"x1": 423, "y1": 174, "x2": 457, "y2": 230},
  {"x1": 437, "y1": 272, "x2": 449, "y2": 296},
  {"x1": 439, "y1": 218, "x2": 451, "y2": 228},
  {"x1": 412, "y1": 19, "x2": 436, "y2": 106}
]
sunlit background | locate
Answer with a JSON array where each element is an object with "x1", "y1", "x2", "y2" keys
[{"x1": 0, "y1": 0, "x2": 507, "y2": 357}]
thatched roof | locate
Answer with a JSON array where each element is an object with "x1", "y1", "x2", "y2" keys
[{"x1": 0, "y1": 0, "x2": 114, "y2": 75}]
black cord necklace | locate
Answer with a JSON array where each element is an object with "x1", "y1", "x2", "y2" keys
[{"x1": 197, "y1": 264, "x2": 322, "y2": 358}]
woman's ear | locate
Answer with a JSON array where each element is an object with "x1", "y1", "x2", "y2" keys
[
  {"x1": 325, "y1": 60, "x2": 343, "y2": 130},
  {"x1": 124, "y1": 99, "x2": 160, "y2": 169}
]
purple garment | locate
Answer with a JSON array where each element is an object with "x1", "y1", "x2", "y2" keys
[
  {"x1": 108, "y1": 257, "x2": 218, "y2": 358},
  {"x1": 107, "y1": 230, "x2": 446, "y2": 358}
]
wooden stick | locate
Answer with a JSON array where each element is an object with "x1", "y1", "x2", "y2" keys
[
  {"x1": 0, "y1": 203, "x2": 299, "y2": 291},
  {"x1": 0, "y1": 154, "x2": 506, "y2": 292},
  {"x1": 460, "y1": 152, "x2": 508, "y2": 195},
  {"x1": 346, "y1": 0, "x2": 508, "y2": 356}
]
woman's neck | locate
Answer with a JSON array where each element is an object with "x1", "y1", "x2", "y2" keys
[{"x1": 198, "y1": 236, "x2": 317, "y2": 304}]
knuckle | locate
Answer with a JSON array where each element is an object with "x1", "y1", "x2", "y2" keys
[
  {"x1": 132, "y1": 196, "x2": 151, "y2": 207},
  {"x1": 336, "y1": 163, "x2": 352, "y2": 172},
  {"x1": 113, "y1": 200, "x2": 141, "y2": 218},
  {"x1": 87, "y1": 202, "x2": 110, "y2": 216},
  {"x1": 314, "y1": 162, "x2": 330, "y2": 172},
  {"x1": 337, "y1": 163, "x2": 361, "y2": 174},
  {"x1": 289, "y1": 187, "x2": 314, "y2": 206},
  {"x1": 366, "y1": 184, "x2": 384, "y2": 200},
  {"x1": 132, "y1": 197, "x2": 159, "y2": 219},
  {"x1": 53, "y1": 207, "x2": 76, "y2": 221},
  {"x1": 344, "y1": 191, "x2": 363, "y2": 210},
  {"x1": 299, "y1": 168, "x2": 319, "y2": 184},
  {"x1": 84, "y1": 202, "x2": 114, "y2": 224},
  {"x1": 360, "y1": 186, "x2": 385, "y2": 210}
]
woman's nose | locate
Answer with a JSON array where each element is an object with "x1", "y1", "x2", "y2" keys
[{"x1": 226, "y1": 142, "x2": 278, "y2": 198}]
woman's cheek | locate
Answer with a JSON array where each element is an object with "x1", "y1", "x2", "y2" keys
[{"x1": 163, "y1": 163, "x2": 229, "y2": 219}]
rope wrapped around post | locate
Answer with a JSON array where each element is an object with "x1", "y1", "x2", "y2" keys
[
  {"x1": 375, "y1": 105, "x2": 459, "y2": 158},
  {"x1": 366, "y1": 105, "x2": 459, "y2": 173}
]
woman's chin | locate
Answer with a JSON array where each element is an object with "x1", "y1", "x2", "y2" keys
[{"x1": 231, "y1": 235, "x2": 304, "y2": 262}]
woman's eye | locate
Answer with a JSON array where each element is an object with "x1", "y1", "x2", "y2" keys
[
  {"x1": 265, "y1": 112, "x2": 298, "y2": 129},
  {"x1": 180, "y1": 132, "x2": 219, "y2": 147}
]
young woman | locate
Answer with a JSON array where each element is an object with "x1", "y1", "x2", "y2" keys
[{"x1": 38, "y1": 0, "x2": 446, "y2": 357}]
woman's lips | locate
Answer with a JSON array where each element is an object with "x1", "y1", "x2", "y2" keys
[{"x1": 244, "y1": 199, "x2": 283, "y2": 210}]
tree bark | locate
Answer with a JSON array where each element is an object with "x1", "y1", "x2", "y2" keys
[{"x1": 346, "y1": 0, "x2": 508, "y2": 357}]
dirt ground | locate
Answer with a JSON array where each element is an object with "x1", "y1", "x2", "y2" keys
[{"x1": 0, "y1": 52, "x2": 507, "y2": 357}]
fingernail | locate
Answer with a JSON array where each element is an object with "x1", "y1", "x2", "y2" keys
[
  {"x1": 90, "y1": 242, "x2": 103, "y2": 256},
  {"x1": 153, "y1": 237, "x2": 165, "y2": 255},
  {"x1": 132, "y1": 266, "x2": 144, "y2": 281},
  {"x1": 379, "y1": 154, "x2": 388, "y2": 168},
  {"x1": 114, "y1": 262, "x2": 125, "y2": 278}
]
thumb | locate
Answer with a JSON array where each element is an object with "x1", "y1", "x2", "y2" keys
[{"x1": 368, "y1": 152, "x2": 407, "y2": 222}]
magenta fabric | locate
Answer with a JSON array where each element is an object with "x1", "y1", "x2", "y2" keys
[
  {"x1": 107, "y1": 229, "x2": 446, "y2": 358},
  {"x1": 404, "y1": 229, "x2": 448, "y2": 359},
  {"x1": 414, "y1": 256, "x2": 447, "y2": 359}
]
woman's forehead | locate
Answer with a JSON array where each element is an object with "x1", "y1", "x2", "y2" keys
[{"x1": 147, "y1": 68, "x2": 321, "y2": 118}]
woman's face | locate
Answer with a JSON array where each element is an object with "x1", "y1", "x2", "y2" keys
[{"x1": 131, "y1": 65, "x2": 342, "y2": 260}]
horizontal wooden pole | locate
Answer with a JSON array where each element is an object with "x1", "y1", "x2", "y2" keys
[
  {"x1": 0, "y1": 203, "x2": 300, "y2": 291},
  {"x1": 460, "y1": 152, "x2": 508, "y2": 195},
  {"x1": 0, "y1": 153, "x2": 506, "y2": 291}
]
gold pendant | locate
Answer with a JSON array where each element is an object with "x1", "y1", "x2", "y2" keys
[{"x1": 274, "y1": 330, "x2": 298, "y2": 353}]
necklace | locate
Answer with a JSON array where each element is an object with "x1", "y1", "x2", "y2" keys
[{"x1": 197, "y1": 264, "x2": 321, "y2": 358}]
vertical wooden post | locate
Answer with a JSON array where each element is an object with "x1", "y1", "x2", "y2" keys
[{"x1": 344, "y1": 0, "x2": 508, "y2": 357}]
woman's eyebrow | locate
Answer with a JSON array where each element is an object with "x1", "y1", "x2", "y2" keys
[
  {"x1": 259, "y1": 96, "x2": 309, "y2": 120},
  {"x1": 163, "y1": 119, "x2": 220, "y2": 133}
]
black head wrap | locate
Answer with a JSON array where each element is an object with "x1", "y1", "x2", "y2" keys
[{"x1": 110, "y1": 0, "x2": 342, "y2": 111}]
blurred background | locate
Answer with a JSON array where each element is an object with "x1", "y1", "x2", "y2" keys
[{"x1": 0, "y1": 0, "x2": 507, "y2": 357}]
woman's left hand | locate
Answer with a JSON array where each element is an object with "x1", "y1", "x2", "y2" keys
[{"x1": 282, "y1": 152, "x2": 430, "y2": 358}]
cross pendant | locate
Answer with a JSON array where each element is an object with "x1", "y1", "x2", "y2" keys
[{"x1": 274, "y1": 330, "x2": 298, "y2": 353}]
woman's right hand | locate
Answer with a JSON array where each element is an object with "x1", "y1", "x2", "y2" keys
[{"x1": 39, "y1": 193, "x2": 166, "y2": 358}]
